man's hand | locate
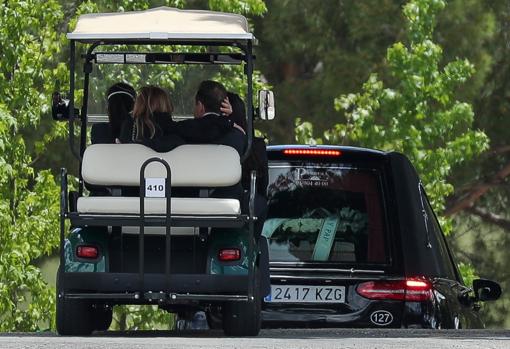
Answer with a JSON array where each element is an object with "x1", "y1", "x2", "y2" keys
[{"x1": 220, "y1": 97, "x2": 233, "y2": 116}]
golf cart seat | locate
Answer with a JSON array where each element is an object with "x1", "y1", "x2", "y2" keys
[
  {"x1": 77, "y1": 196, "x2": 240, "y2": 215},
  {"x1": 77, "y1": 143, "x2": 242, "y2": 216}
]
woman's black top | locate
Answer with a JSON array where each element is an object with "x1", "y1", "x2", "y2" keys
[{"x1": 91, "y1": 123, "x2": 115, "y2": 144}]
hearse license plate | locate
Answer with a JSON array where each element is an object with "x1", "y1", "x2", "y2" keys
[{"x1": 265, "y1": 285, "x2": 346, "y2": 303}]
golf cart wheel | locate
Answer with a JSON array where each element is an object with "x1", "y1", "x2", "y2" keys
[
  {"x1": 222, "y1": 268, "x2": 261, "y2": 336},
  {"x1": 206, "y1": 306, "x2": 223, "y2": 330},
  {"x1": 94, "y1": 305, "x2": 113, "y2": 331},
  {"x1": 56, "y1": 293, "x2": 94, "y2": 335},
  {"x1": 56, "y1": 270, "x2": 94, "y2": 335}
]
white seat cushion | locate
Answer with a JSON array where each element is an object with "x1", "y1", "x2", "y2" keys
[
  {"x1": 77, "y1": 197, "x2": 240, "y2": 215},
  {"x1": 82, "y1": 143, "x2": 241, "y2": 187}
]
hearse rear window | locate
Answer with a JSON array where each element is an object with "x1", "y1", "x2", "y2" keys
[{"x1": 263, "y1": 163, "x2": 388, "y2": 264}]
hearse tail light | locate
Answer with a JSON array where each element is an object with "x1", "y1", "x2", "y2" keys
[
  {"x1": 76, "y1": 245, "x2": 99, "y2": 259},
  {"x1": 404, "y1": 278, "x2": 433, "y2": 302},
  {"x1": 283, "y1": 149, "x2": 342, "y2": 157},
  {"x1": 356, "y1": 277, "x2": 432, "y2": 302},
  {"x1": 218, "y1": 248, "x2": 241, "y2": 262}
]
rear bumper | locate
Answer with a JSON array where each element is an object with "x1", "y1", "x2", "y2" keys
[
  {"x1": 262, "y1": 308, "x2": 342, "y2": 325},
  {"x1": 61, "y1": 272, "x2": 250, "y2": 303},
  {"x1": 262, "y1": 302, "x2": 403, "y2": 328}
]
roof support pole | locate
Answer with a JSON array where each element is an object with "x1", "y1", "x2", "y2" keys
[
  {"x1": 80, "y1": 63, "x2": 91, "y2": 159},
  {"x1": 241, "y1": 40, "x2": 254, "y2": 162},
  {"x1": 68, "y1": 40, "x2": 80, "y2": 162},
  {"x1": 80, "y1": 42, "x2": 101, "y2": 160}
]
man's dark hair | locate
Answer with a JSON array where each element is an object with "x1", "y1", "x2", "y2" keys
[{"x1": 195, "y1": 80, "x2": 227, "y2": 113}]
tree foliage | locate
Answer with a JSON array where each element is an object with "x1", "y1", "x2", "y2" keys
[
  {"x1": 301, "y1": 0, "x2": 488, "y2": 235},
  {"x1": 0, "y1": 0, "x2": 67, "y2": 331},
  {"x1": 1, "y1": 0, "x2": 267, "y2": 332},
  {"x1": 254, "y1": 0, "x2": 407, "y2": 143}
]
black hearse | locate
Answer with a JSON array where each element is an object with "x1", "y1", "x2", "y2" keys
[{"x1": 261, "y1": 145, "x2": 501, "y2": 328}]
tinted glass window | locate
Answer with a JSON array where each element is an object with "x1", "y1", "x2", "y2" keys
[
  {"x1": 263, "y1": 163, "x2": 388, "y2": 264},
  {"x1": 420, "y1": 186, "x2": 457, "y2": 280}
]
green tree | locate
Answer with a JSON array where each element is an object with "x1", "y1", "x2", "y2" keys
[
  {"x1": 0, "y1": 0, "x2": 67, "y2": 331},
  {"x1": 320, "y1": 0, "x2": 488, "y2": 232},
  {"x1": 254, "y1": 0, "x2": 405, "y2": 143},
  {"x1": 254, "y1": 0, "x2": 495, "y2": 145},
  {"x1": 444, "y1": 2, "x2": 510, "y2": 327},
  {"x1": 0, "y1": 0, "x2": 267, "y2": 332}
]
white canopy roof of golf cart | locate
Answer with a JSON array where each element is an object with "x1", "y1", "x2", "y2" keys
[{"x1": 67, "y1": 7, "x2": 254, "y2": 42}]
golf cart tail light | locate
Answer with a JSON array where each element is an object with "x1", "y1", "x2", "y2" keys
[
  {"x1": 76, "y1": 246, "x2": 99, "y2": 259},
  {"x1": 283, "y1": 149, "x2": 342, "y2": 157},
  {"x1": 356, "y1": 278, "x2": 432, "y2": 302},
  {"x1": 218, "y1": 248, "x2": 241, "y2": 261}
]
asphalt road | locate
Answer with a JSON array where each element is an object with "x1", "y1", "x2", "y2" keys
[{"x1": 1, "y1": 329, "x2": 510, "y2": 349}]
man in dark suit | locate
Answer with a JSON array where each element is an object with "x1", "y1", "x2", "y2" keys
[
  {"x1": 175, "y1": 80, "x2": 246, "y2": 156},
  {"x1": 186, "y1": 80, "x2": 246, "y2": 199}
]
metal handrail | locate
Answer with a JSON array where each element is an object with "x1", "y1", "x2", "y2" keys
[{"x1": 139, "y1": 158, "x2": 172, "y2": 291}]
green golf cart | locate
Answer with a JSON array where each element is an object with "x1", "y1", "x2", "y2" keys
[{"x1": 54, "y1": 6, "x2": 274, "y2": 336}]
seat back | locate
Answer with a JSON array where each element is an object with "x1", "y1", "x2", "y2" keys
[{"x1": 82, "y1": 143, "x2": 241, "y2": 187}]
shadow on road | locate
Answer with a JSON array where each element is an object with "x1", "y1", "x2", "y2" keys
[
  {"x1": 3, "y1": 328, "x2": 510, "y2": 339},
  {"x1": 88, "y1": 328, "x2": 510, "y2": 339}
]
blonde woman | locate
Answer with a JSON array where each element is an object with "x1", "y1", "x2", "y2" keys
[
  {"x1": 119, "y1": 83, "x2": 239, "y2": 153},
  {"x1": 118, "y1": 85, "x2": 184, "y2": 152}
]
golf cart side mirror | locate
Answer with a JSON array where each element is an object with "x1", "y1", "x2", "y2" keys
[
  {"x1": 258, "y1": 90, "x2": 275, "y2": 120},
  {"x1": 473, "y1": 278, "x2": 501, "y2": 302},
  {"x1": 51, "y1": 91, "x2": 79, "y2": 121}
]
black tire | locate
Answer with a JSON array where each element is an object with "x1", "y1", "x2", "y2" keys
[
  {"x1": 222, "y1": 268, "x2": 261, "y2": 336},
  {"x1": 93, "y1": 305, "x2": 113, "y2": 331},
  {"x1": 206, "y1": 307, "x2": 223, "y2": 330},
  {"x1": 56, "y1": 269, "x2": 95, "y2": 336}
]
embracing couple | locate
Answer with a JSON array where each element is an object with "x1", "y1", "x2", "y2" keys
[{"x1": 94, "y1": 80, "x2": 247, "y2": 155}]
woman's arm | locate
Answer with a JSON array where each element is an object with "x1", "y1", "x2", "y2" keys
[{"x1": 174, "y1": 115, "x2": 234, "y2": 142}]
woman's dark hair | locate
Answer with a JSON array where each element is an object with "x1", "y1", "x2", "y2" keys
[
  {"x1": 106, "y1": 82, "x2": 136, "y2": 138},
  {"x1": 227, "y1": 92, "x2": 247, "y2": 131}
]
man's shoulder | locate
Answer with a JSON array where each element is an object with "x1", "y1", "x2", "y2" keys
[
  {"x1": 202, "y1": 112, "x2": 221, "y2": 118},
  {"x1": 201, "y1": 113, "x2": 226, "y2": 122},
  {"x1": 215, "y1": 128, "x2": 246, "y2": 155}
]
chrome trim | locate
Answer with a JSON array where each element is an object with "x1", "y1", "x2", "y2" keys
[
  {"x1": 269, "y1": 274, "x2": 382, "y2": 281},
  {"x1": 268, "y1": 164, "x2": 368, "y2": 171},
  {"x1": 270, "y1": 267, "x2": 385, "y2": 274}
]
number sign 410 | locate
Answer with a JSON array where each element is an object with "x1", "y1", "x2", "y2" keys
[{"x1": 145, "y1": 178, "x2": 166, "y2": 197}]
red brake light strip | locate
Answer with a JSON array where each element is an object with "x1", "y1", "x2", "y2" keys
[{"x1": 283, "y1": 149, "x2": 342, "y2": 156}]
